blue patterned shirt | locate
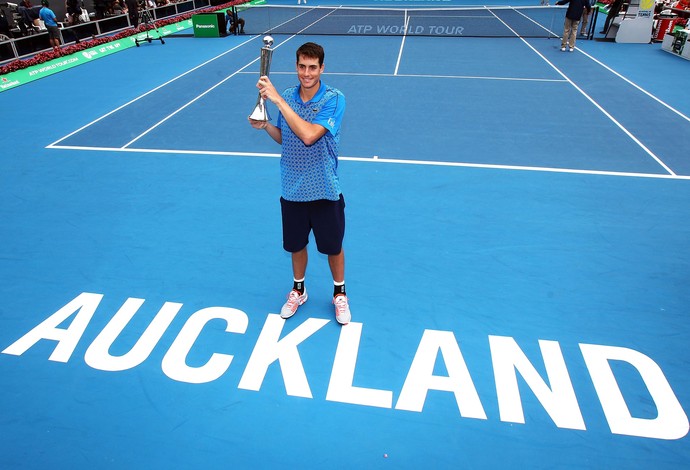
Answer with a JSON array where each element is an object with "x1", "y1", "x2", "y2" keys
[{"x1": 277, "y1": 81, "x2": 346, "y2": 202}]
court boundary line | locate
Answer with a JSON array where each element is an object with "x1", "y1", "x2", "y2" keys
[
  {"x1": 243, "y1": 70, "x2": 568, "y2": 82},
  {"x1": 117, "y1": 10, "x2": 345, "y2": 149},
  {"x1": 576, "y1": 48, "x2": 690, "y2": 124},
  {"x1": 488, "y1": 9, "x2": 678, "y2": 177},
  {"x1": 45, "y1": 31, "x2": 683, "y2": 180},
  {"x1": 47, "y1": 144, "x2": 690, "y2": 180},
  {"x1": 47, "y1": 36, "x2": 259, "y2": 148}
]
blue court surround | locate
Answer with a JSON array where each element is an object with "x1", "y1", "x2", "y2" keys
[{"x1": 1, "y1": 1, "x2": 689, "y2": 468}]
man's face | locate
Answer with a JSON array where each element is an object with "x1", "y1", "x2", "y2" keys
[{"x1": 296, "y1": 55, "x2": 324, "y2": 91}]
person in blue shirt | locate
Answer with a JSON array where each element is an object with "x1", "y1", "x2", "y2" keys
[
  {"x1": 248, "y1": 42, "x2": 351, "y2": 325},
  {"x1": 38, "y1": 0, "x2": 60, "y2": 49}
]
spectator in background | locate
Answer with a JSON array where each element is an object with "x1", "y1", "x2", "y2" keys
[
  {"x1": 17, "y1": 0, "x2": 42, "y2": 32},
  {"x1": 112, "y1": 0, "x2": 124, "y2": 15},
  {"x1": 579, "y1": 0, "x2": 595, "y2": 36},
  {"x1": 65, "y1": 0, "x2": 81, "y2": 25},
  {"x1": 555, "y1": 0, "x2": 591, "y2": 51},
  {"x1": 125, "y1": 0, "x2": 138, "y2": 26},
  {"x1": 93, "y1": 0, "x2": 107, "y2": 19},
  {"x1": 38, "y1": 0, "x2": 60, "y2": 49},
  {"x1": 225, "y1": 6, "x2": 244, "y2": 34},
  {"x1": 600, "y1": 0, "x2": 624, "y2": 34}
]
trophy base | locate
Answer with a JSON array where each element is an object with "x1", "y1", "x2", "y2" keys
[{"x1": 249, "y1": 100, "x2": 271, "y2": 122}]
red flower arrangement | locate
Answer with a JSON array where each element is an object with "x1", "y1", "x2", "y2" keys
[{"x1": 0, "y1": 0, "x2": 248, "y2": 76}]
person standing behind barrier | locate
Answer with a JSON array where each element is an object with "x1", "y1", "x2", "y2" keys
[
  {"x1": 17, "y1": 0, "x2": 41, "y2": 33},
  {"x1": 39, "y1": 0, "x2": 60, "y2": 49},
  {"x1": 125, "y1": 0, "x2": 138, "y2": 27},
  {"x1": 65, "y1": 0, "x2": 80, "y2": 25},
  {"x1": 600, "y1": 0, "x2": 623, "y2": 35},
  {"x1": 579, "y1": 0, "x2": 596, "y2": 36},
  {"x1": 555, "y1": 0, "x2": 591, "y2": 51},
  {"x1": 225, "y1": 7, "x2": 244, "y2": 34},
  {"x1": 248, "y1": 42, "x2": 351, "y2": 325}
]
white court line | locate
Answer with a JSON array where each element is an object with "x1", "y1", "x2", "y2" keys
[
  {"x1": 47, "y1": 13, "x2": 683, "y2": 180},
  {"x1": 576, "y1": 48, "x2": 690, "y2": 124},
  {"x1": 242, "y1": 70, "x2": 567, "y2": 82},
  {"x1": 49, "y1": 144, "x2": 690, "y2": 180},
  {"x1": 46, "y1": 4, "x2": 338, "y2": 148},
  {"x1": 120, "y1": 6, "x2": 344, "y2": 149},
  {"x1": 393, "y1": 10, "x2": 410, "y2": 75},
  {"x1": 487, "y1": 9, "x2": 677, "y2": 177},
  {"x1": 47, "y1": 36, "x2": 258, "y2": 148}
]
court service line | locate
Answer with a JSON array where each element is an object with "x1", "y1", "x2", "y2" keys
[
  {"x1": 48, "y1": 145, "x2": 690, "y2": 180},
  {"x1": 243, "y1": 70, "x2": 567, "y2": 83},
  {"x1": 120, "y1": 57, "x2": 260, "y2": 148},
  {"x1": 487, "y1": 9, "x2": 677, "y2": 177},
  {"x1": 46, "y1": 36, "x2": 257, "y2": 149},
  {"x1": 120, "y1": 7, "x2": 346, "y2": 148},
  {"x1": 119, "y1": 36, "x2": 296, "y2": 148},
  {"x1": 48, "y1": 5, "x2": 335, "y2": 149}
]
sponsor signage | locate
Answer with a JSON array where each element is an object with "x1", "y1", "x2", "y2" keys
[{"x1": 192, "y1": 12, "x2": 226, "y2": 38}]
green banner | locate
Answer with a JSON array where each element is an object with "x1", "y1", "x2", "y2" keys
[
  {"x1": 0, "y1": 19, "x2": 192, "y2": 93},
  {"x1": 0, "y1": 0, "x2": 265, "y2": 92},
  {"x1": 192, "y1": 13, "x2": 224, "y2": 38}
]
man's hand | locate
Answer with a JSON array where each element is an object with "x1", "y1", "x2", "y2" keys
[
  {"x1": 257, "y1": 75, "x2": 279, "y2": 104},
  {"x1": 248, "y1": 118, "x2": 268, "y2": 130}
]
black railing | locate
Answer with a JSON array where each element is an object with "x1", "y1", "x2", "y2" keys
[{"x1": 0, "y1": 0, "x2": 211, "y2": 64}]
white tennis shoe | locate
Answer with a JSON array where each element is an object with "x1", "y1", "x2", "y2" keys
[
  {"x1": 280, "y1": 288, "x2": 308, "y2": 319},
  {"x1": 333, "y1": 294, "x2": 351, "y2": 325}
]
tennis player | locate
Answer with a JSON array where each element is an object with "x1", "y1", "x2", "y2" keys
[{"x1": 248, "y1": 42, "x2": 350, "y2": 325}]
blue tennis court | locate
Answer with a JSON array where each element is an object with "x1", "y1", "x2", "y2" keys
[{"x1": 1, "y1": 0, "x2": 689, "y2": 467}]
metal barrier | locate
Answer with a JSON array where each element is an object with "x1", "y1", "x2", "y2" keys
[{"x1": 0, "y1": 0, "x2": 210, "y2": 64}]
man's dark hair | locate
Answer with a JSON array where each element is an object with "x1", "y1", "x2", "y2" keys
[{"x1": 296, "y1": 42, "x2": 324, "y2": 66}]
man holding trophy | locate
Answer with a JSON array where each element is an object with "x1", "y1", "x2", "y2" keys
[{"x1": 248, "y1": 41, "x2": 350, "y2": 325}]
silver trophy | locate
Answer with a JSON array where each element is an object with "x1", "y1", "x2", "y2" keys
[{"x1": 249, "y1": 36, "x2": 274, "y2": 122}]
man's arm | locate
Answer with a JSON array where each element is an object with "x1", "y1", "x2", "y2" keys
[{"x1": 256, "y1": 75, "x2": 328, "y2": 146}]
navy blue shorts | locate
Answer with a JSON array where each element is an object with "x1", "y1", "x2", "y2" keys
[{"x1": 280, "y1": 195, "x2": 346, "y2": 255}]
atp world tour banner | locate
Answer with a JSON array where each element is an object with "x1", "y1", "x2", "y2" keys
[
  {"x1": 2, "y1": 291, "x2": 688, "y2": 442},
  {"x1": 0, "y1": 21, "x2": 191, "y2": 92}
]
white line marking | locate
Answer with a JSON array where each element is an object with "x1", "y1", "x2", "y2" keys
[
  {"x1": 47, "y1": 18, "x2": 684, "y2": 180},
  {"x1": 394, "y1": 10, "x2": 409, "y2": 75},
  {"x1": 119, "y1": 6, "x2": 347, "y2": 148},
  {"x1": 241, "y1": 70, "x2": 567, "y2": 82},
  {"x1": 577, "y1": 48, "x2": 690, "y2": 124},
  {"x1": 487, "y1": 9, "x2": 677, "y2": 176},
  {"x1": 48, "y1": 145, "x2": 690, "y2": 180},
  {"x1": 47, "y1": 37, "x2": 257, "y2": 148}
]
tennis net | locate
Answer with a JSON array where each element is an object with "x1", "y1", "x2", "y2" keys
[{"x1": 237, "y1": 5, "x2": 564, "y2": 38}]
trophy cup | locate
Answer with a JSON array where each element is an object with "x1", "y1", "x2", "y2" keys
[{"x1": 249, "y1": 36, "x2": 274, "y2": 122}]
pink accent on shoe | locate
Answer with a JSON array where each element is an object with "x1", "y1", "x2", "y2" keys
[
  {"x1": 280, "y1": 289, "x2": 308, "y2": 319},
  {"x1": 333, "y1": 294, "x2": 351, "y2": 325}
]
